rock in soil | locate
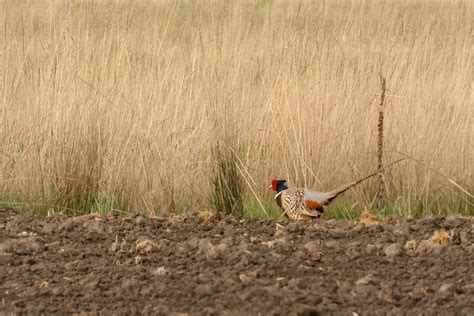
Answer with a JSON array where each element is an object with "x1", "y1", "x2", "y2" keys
[{"x1": 0, "y1": 211, "x2": 473, "y2": 315}]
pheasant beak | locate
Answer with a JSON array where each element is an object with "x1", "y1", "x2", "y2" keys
[{"x1": 268, "y1": 185, "x2": 273, "y2": 189}]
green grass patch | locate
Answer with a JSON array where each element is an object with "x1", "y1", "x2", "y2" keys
[
  {"x1": 240, "y1": 195, "x2": 473, "y2": 221},
  {"x1": 210, "y1": 145, "x2": 244, "y2": 217},
  {"x1": 2, "y1": 192, "x2": 471, "y2": 220},
  {"x1": 243, "y1": 199, "x2": 282, "y2": 220}
]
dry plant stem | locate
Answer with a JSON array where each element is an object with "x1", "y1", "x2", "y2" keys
[{"x1": 376, "y1": 75, "x2": 387, "y2": 210}]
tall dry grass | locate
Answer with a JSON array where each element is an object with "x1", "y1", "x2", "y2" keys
[{"x1": 0, "y1": 0, "x2": 472, "y2": 217}]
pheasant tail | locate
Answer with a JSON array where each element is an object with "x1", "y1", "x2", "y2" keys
[
  {"x1": 325, "y1": 158, "x2": 406, "y2": 202},
  {"x1": 325, "y1": 171, "x2": 379, "y2": 202}
]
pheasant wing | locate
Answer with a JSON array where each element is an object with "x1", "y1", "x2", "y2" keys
[
  {"x1": 303, "y1": 189, "x2": 332, "y2": 209},
  {"x1": 294, "y1": 189, "x2": 326, "y2": 217}
]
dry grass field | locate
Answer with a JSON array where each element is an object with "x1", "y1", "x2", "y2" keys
[{"x1": 0, "y1": 0, "x2": 472, "y2": 218}]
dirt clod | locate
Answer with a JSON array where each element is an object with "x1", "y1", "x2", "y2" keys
[
  {"x1": 304, "y1": 240, "x2": 321, "y2": 253},
  {"x1": 42, "y1": 223, "x2": 56, "y2": 234},
  {"x1": 152, "y1": 266, "x2": 169, "y2": 276},
  {"x1": 404, "y1": 240, "x2": 418, "y2": 251},
  {"x1": 416, "y1": 240, "x2": 445, "y2": 255},
  {"x1": 239, "y1": 273, "x2": 250, "y2": 284},
  {"x1": 462, "y1": 284, "x2": 474, "y2": 294},
  {"x1": 14, "y1": 238, "x2": 41, "y2": 255},
  {"x1": 384, "y1": 243, "x2": 402, "y2": 257},
  {"x1": 356, "y1": 273, "x2": 380, "y2": 286},
  {"x1": 438, "y1": 283, "x2": 455, "y2": 294},
  {"x1": 194, "y1": 284, "x2": 213, "y2": 297}
]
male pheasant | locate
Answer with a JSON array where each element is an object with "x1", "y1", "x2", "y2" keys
[{"x1": 270, "y1": 159, "x2": 404, "y2": 220}]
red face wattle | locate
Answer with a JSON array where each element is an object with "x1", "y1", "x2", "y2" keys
[{"x1": 271, "y1": 179, "x2": 277, "y2": 191}]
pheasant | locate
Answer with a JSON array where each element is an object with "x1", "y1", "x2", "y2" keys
[{"x1": 270, "y1": 160, "x2": 404, "y2": 220}]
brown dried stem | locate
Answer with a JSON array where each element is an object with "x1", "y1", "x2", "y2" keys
[{"x1": 377, "y1": 75, "x2": 386, "y2": 209}]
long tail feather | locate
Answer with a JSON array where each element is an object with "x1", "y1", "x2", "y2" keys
[{"x1": 325, "y1": 158, "x2": 405, "y2": 201}]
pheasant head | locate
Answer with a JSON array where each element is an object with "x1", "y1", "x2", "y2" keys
[{"x1": 270, "y1": 179, "x2": 288, "y2": 194}]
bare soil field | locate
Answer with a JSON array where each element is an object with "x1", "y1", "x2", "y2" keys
[{"x1": 0, "y1": 208, "x2": 473, "y2": 315}]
